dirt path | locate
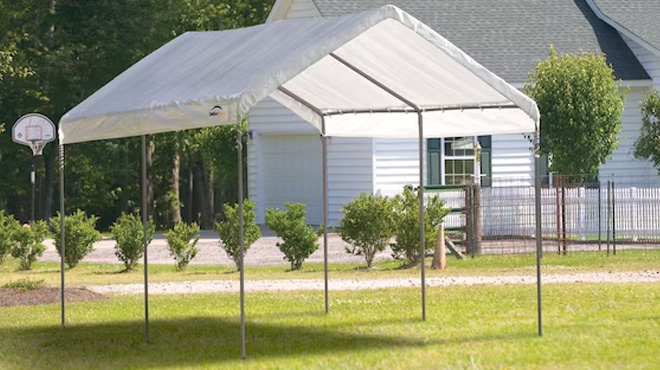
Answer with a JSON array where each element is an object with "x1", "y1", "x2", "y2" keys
[{"x1": 87, "y1": 270, "x2": 660, "y2": 295}]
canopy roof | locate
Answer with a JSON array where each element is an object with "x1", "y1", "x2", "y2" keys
[{"x1": 59, "y1": 5, "x2": 539, "y2": 144}]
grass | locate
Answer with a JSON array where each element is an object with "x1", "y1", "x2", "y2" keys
[
  {"x1": 0, "y1": 283, "x2": 658, "y2": 369},
  {"x1": 2, "y1": 278, "x2": 45, "y2": 290},
  {"x1": 0, "y1": 249, "x2": 658, "y2": 287}
]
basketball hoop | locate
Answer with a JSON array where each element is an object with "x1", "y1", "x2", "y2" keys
[{"x1": 12, "y1": 113, "x2": 56, "y2": 156}]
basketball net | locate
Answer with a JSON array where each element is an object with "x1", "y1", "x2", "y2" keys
[{"x1": 28, "y1": 140, "x2": 47, "y2": 156}]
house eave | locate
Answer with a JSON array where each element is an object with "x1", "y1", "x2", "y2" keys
[{"x1": 586, "y1": 0, "x2": 660, "y2": 61}]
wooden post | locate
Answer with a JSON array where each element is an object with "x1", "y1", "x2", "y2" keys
[{"x1": 432, "y1": 224, "x2": 446, "y2": 270}]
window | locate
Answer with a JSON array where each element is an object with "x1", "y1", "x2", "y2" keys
[{"x1": 427, "y1": 136, "x2": 491, "y2": 187}]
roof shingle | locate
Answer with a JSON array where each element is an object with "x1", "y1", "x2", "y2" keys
[
  {"x1": 311, "y1": 0, "x2": 650, "y2": 81},
  {"x1": 591, "y1": 0, "x2": 660, "y2": 54}
]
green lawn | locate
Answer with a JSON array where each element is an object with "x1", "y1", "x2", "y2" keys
[
  {"x1": 1, "y1": 283, "x2": 658, "y2": 369},
  {"x1": 1, "y1": 249, "x2": 659, "y2": 287}
]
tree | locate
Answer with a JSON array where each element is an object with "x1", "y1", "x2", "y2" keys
[
  {"x1": 216, "y1": 200, "x2": 260, "y2": 270},
  {"x1": 525, "y1": 46, "x2": 626, "y2": 180},
  {"x1": 338, "y1": 194, "x2": 394, "y2": 268},
  {"x1": 634, "y1": 90, "x2": 660, "y2": 173},
  {"x1": 390, "y1": 186, "x2": 449, "y2": 267},
  {"x1": 265, "y1": 203, "x2": 322, "y2": 271}
]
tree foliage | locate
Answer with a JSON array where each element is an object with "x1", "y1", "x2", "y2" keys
[
  {"x1": 216, "y1": 200, "x2": 260, "y2": 270},
  {"x1": 265, "y1": 203, "x2": 322, "y2": 271},
  {"x1": 10, "y1": 221, "x2": 48, "y2": 271},
  {"x1": 166, "y1": 222, "x2": 201, "y2": 271},
  {"x1": 525, "y1": 46, "x2": 626, "y2": 179},
  {"x1": 111, "y1": 213, "x2": 155, "y2": 271},
  {"x1": 0, "y1": 0, "x2": 272, "y2": 228},
  {"x1": 0, "y1": 210, "x2": 20, "y2": 263},
  {"x1": 338, "y1": 194, "x2": 394, "y2": 268},
  {"x1": 50, "y1": 210, "x2": 102, "y2": 268},
  {"x1": 390, "y1": 186, "x2": 449, "y2": 267},
  {"x1": 634, "y1": 90, "x2": 660, "y2": 174}
]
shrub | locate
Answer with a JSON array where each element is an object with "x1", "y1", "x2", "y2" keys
[
  {"x1": 390, "y1": 186, "x2": 449, "y2": 267},
  {"x1": 265, "y1": 203, "x2": 322, "y2": 271},
  {"x1": 0, "y1": 210, "x2": 19, "y2": 263},
  {"x1": 10, "y1": 221, "x2": 48, "y2": 271},
  {"x1": 166, "y1": 222, "x2": 201, "y2": 271},
  {"x1": 3, "y1": 278, "x2": 45, "y2": 290},
  {"x1": 50, "y1": 210, "x2": 102, "y2": 268},
  {"x1": 216, "y1": 200, "x2": 261, "y2": 271},
  {"x1": 338, "y1": 193, "x2": 395, "y2": 268},
  {"x1": 111, "y1": 213, "x2": 155, "y2": 271}
]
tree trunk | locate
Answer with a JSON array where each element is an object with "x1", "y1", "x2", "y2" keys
[
  {"x1": 187, "y1": 156, "x2": 194, "y2": 223},
  {"x1": 171, "y1": 151, "x2": 182, "y2": 225}
]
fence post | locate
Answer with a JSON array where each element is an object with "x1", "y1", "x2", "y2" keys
[
  {"x1": 612, "y1": 180, "x2": 616, "y2": 255},
  {"x1": 631, "y1": 187, "x2": 638, "y2": 242},
  {"x1": 598, "y1": 181, "x2": 602, "y2": 251}
]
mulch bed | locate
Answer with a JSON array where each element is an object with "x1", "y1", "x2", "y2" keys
[{"x1": 0, "y1": 287, "x2": 106, "y2": 307}]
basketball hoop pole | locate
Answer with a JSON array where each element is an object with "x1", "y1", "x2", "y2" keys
[{"x1": 31, "y1": 154, "x2": 36, "y2": 222}]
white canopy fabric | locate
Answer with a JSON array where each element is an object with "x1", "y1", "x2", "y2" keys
[{"x1": 59, "y1": 5, "x2": 539, "y2": 144}]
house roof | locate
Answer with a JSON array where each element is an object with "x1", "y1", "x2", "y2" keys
[
  {"x1": 589, "y1": 0, "x2": 660, "y2": 56},
  {"x1": 310, "y1": 0, "x2": 650, "y2": 82}
]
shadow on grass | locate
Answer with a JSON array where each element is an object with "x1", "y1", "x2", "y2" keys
[{"x1": 1, "y1": 315, "x2": 534, "y2": 368}]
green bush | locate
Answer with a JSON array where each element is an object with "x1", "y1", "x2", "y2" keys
[
  {"x1": 3, "y1": 278, "x2": 45, "y2": 290},
  {"x1": 50, "y1": 210, "x2": 102, "y2": 268},
  {"x1": 338, "y1": 193, "x2": 395, "y2": 268},
  {"x1": 265, "y1": 203, "x2": 322, "y2": 271},
  {"x1": 390, "y1": 186, "x2": 449, "y2": 267},
  {"x1": 216, "y1": 200, "x2": 260, "y2": 271},
  {"x1": 111, "y1": 213, "x2": 155, "y2": 271},
  {"x1": 0, "y1": 210, "x2": 19, "y2": 263},
  {"x1": 10, "y1": 221, "x2": 48, "y2": 271},
  {"x1": 166, "y1": 222, "x2": 201, "y2": 271}
]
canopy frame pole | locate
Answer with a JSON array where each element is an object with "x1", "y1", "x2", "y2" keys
[
  {"x1": 277, "y1": 86, "x2": 330, "y2": 314},
  {"x1": 329, "y1": 52, "x2": 427, "y2": 320},
  {"x1": 321, "y1": 118, "x2": 329, "y2": 314},
  {"x1": 417, "y1": 111, "x2": 426, "y2": 321},
  {"x1": 534, "y1": 128, "x2": 543, "y2": 337},
  {"x1": 141, "y1": 135, "x2": 150, "y2": 343},
  {"x1": 59, "y1": 143, "x2": 65, "y2": 327},
  {"x1": 237, "y1": 120, "x2": 246, "y2": 359}
]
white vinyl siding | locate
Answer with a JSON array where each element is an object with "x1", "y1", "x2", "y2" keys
[
  {"x1": 621, "y1": 34, "x2": 660, "y2": 85},
  {"x1": 490, "y1": 133, "x2": 534, "y2": 186},
  {"x1": 599, "y1": 87, "x2": 658, "y2": 184},
  {"x1": 373, "y1": 138, "x2": 425, "y2": 197},
  {"x1": 327, "y1": 137, "x2": 373, "y2": 225}
]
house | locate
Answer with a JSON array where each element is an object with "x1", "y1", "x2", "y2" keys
[{"x1": 247, "y1": 0, "x2": 660, "y2": 226}]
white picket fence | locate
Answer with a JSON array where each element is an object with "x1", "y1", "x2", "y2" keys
[{"x1": 427, "y1": 186, "x2": 660, "y2": 241}]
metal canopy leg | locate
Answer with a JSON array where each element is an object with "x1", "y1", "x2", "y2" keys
[
  {"x1": 142, "y1": 135, "x2": 150, "y2": 343},
  {"x1": 59, "y1": 143, "x2": 66, "y2": 327},
  {"x1": 534, "y1": 131, "x2": 543, "y2": 337},
  {"x1": 417, "y1": 112, "x2": 426, "y2": 321},
  {"x1": 322, "y1": 132, "x2": 329, "y2": 314},
  {"x1": 237, "y1": 122, "x2": 246, "y2": 359}
]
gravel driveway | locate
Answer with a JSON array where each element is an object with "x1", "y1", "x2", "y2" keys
[{"x1": 88, "y1": 270, "x2": 660, "y2": 295}]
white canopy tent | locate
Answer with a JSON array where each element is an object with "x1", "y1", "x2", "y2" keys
[{"x1": 58, "y1": 5, "x2": 543, "y2": 358}]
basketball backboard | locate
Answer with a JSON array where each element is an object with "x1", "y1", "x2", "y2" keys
[{"x1": 12, "y1": 113, "x2": 56, "y2": 155}]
